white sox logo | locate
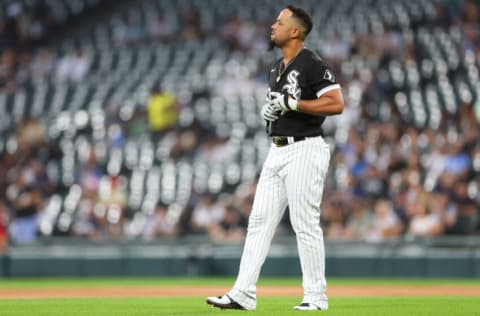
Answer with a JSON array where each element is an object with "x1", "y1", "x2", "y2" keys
[
  {"x1": 282, "y1": 70, "x2": 301, "y2": 100},
  {"x1": 323, "y1": 69, "x2": 335, "y2": 82}
]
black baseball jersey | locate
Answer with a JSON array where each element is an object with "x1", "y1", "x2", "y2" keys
[{"x1": 267, "y1": 48, "x2": 340, "y2": 137}]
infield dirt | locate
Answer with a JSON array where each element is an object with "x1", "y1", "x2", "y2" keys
[{"x1": 1, "y1": 284, "x2": 480, "y2": 299}]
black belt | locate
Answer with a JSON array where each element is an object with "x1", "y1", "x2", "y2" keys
[{"x1": 272, "y1": 136, "x2": 306, "y2": 147}]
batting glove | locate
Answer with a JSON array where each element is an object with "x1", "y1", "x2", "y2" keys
[
  {"x1": 261, "y1": 102, "x2": 280, "y2": 122},
  {"x1": 269, "y1": 91, "x2": 299, "y2": 111}
]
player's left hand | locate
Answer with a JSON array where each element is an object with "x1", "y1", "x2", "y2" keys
[
  {"x1": 269, "y1": 91, "x2": 299, "y2": 112},
  {"x1": 261, "y1": 102, "x2": 280, "y2": 122}
]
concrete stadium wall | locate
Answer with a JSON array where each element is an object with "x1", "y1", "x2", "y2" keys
[
  {"x1": 2, "y1": 255, "x2": 480, "y2": 278},
  {"x1": 2, "y1": 237, "x2": 480, "y2": 278}
]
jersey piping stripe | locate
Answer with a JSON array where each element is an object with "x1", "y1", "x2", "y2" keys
[{"x1": 315, "y1": 83, "x2": 341, "y2": 98}]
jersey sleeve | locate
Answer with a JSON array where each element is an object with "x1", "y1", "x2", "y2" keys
[{"x1": 309, "y1": 59, "x2": 341, "y2": 98}]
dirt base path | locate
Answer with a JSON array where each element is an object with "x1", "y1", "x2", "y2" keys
[{"x1": 1, "y1": 285, "x2": 480, "y2": 299}]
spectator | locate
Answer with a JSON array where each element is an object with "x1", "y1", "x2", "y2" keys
[
  {"x1": 55, "y1": 50, "x2": 91, "y2": 82},
  {"x1": 27, "y1": 0, "x2": 51, "y2": 45},
  {"x1": 220, "y1": 17, "x2": 243, "y2": 51},
  {"x1": 143, "y1": 204, "x2": 179, "y2": 240},
  {"x1": 208, "y1": 205, "x2": 246, "y2": 242},
  {"x1": 7, "y1": 172, "x2": 44, "y2": 244},
  {"x1": 78, "y1": 147, "x2": 102, "y2": 200},
  {"x1": 72, "y1": 197, "x2": 98, "y2": 239},
  {"x1": 114, "y1": 15, "x2": 145, "y2": 44},
  {"x1": 98, "y1": 176, "x2": 127, "y2": 210},
  {"x1": 443, "y1": 142, "x2": 471, "y2": 177},
  {"x1": 123, "y1": 16, "x2": 145, "y2": 44},
  {"x1": 92, "y1": 174, "x2": 128, "y2": 238},
  {"x1": 196, "y1": 138, "x2": 237, "y2": 164},
  {"x1": 170, "y1": 129, "x2": 199, "y2": 160},
  {"x1": 406, "y1": 191, "x2": 444, "y2": 238},
  {"x1": 190, "y1": 193, "x2": 224, "y2": 233},
  {"x1": 147, "y1": 85, "x2": 179, "y2": 136},
  {"x1": 181, "y1": 6, "x2": 201, "y2": 41},
  {"x1": 449, "y1": 181, "x2": 477, "y2": 234},
  {"x1": 148, "y1": 12, "x2": 176, "y2": 43},
  {"x1": 4, "y1": 5, "x2": 22, "y2": 51},
  {"x1": 30, "y1": 48, "x2": 54, "y2": 78},
  {"x1": 0, "y1": 202, "x2": 9, "y2": 253},
  {"x1": 430, "y1": 189, "x2": 458, "y2": 234},
  {"x1": 14, "y1": 50, "x2": 30, "y2": 88},
  {"x1": 321, "y1": 195, "x2": 348, "y2": 239},
  {"x1": 0, "y1": 48, "x2": 17, "y2": 92},
  {"x1": 366, "y1": 199, "x2": 403, "y2": 242},
  {"x1": 344, "y1": 199, "x2": 373, "y2": 240},
  {"x1": 319, "y1": 34, "x2": 351, "y2": 63}
]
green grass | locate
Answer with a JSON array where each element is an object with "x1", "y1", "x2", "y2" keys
[
  {"x1": 1, "y1": 278, "x2": 479, "y2": 315},
  {"x1": 1, "y1": 277, "x2": 479, "y2": 288},
  {"x1": 1, "y1": 297, "x2": 479, "y2": 316}
]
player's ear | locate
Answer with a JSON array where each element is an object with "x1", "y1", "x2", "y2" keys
[
  {"x1": 291, "y1": 27, "x2": 302, "y2": 40},
  {"x1": 290, "y1": 28, "x2": 297, "y2": 39}
]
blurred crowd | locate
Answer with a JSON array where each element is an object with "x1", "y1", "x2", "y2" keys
[
  {"x1": 0, "y1": 0, "x2": 479, "y2": 250},
  {"x1": 319, "y1": 0, "x2": 480, "y2": 240},
  {"x1": 322, "y1": 105, "x2": 479, "y2": 241},
  {"x1": 0, "y1": 114, "x2": 254, "y2": 246},
  {"x1": 0, "y1": 0, "x2": 95, "y2": 93},
  {"x1": 0, "y1": 118, "x2": 63, "y2": 247}
]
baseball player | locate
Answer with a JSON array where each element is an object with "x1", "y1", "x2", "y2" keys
[{"x1": 207, "y1": 5, "x2": 344, "y2": 311}]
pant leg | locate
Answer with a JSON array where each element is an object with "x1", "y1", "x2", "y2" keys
[
  {"x1": 228, "y1": 149, "x2": 288, "y2": 310},
  {"x1": 284, "y1": 137, "x2": 331, "y2": 309}
]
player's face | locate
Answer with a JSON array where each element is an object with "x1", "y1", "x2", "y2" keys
[{"x1": 270, "y1": 9, "x2": 296, "y2": 48}]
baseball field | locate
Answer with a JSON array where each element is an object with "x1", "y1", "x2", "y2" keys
[{"x1": 1, "y1": 277, "x2": 479, "y2": 315}]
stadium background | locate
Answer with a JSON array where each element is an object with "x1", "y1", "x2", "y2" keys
[{"x1": 0, "y1": 0, "x2": 479, "y2": 280}]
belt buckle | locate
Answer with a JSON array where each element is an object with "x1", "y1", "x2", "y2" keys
[{"x1": 272, "y1": 136, "x2": 287, "y2": 147}]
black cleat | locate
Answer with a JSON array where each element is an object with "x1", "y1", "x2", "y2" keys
[
  {"x1": 293, "y1": 302, "x2": 323, "y2": 311},
  {"x1": 206, "y1": 295, "x2": 246, "y2": 310}
]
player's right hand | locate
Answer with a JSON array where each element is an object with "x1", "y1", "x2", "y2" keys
[
  {"x1": 269, "y1": 91, "x2": 299, "y2": 112},
  {"x1": 261, "y1": 102, "x2": 280, "y2": 122}
]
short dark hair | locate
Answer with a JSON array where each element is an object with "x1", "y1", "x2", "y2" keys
[{"x1": 286, "y1": 5, "x2": 313, "y2": 40}]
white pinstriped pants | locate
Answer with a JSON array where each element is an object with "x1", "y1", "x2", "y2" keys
[{"x1": 228, "y1": 136, "x2": 331, "y2": 310}]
